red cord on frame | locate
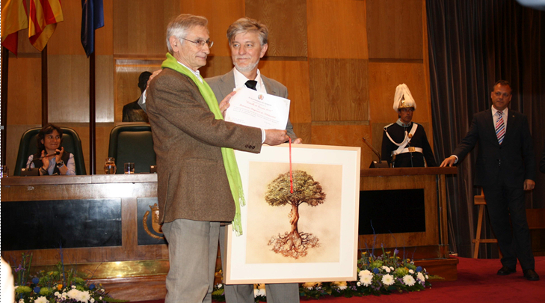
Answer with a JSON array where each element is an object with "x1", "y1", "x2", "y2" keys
[{"x1": 289, "y1": 137, "x2": 293, "y2": 193}]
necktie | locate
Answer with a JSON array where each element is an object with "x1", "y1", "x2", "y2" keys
[
  {"x1": 245, "y1": 80, "x2": 257, "y2": 91},
  {"x1": 496, "y1": 111, "x2": 505, "y2": 144}
]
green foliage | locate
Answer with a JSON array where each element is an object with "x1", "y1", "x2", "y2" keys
[
  {"x1": 299, "y1": 248, "x2": 433, "y2": 299},
  {"x1": 265, "y1": 170, "x2": 326, "y2": 207},
  {"x1": 11, "y1": 253, "x2": 126, "y2": 303}
]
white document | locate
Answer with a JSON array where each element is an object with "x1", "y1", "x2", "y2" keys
[{"x1": 224, "y1": 87, "x2": 290, "y2": 130}]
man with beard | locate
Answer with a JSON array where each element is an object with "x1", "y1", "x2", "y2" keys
[
  {"x1": 206, "y1": 17, "x2": 301, "y2": 303},
  {"x1": 206, "y1": 17, "x2": 301, "y2": 144}
]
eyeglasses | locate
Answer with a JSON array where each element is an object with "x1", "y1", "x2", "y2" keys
[{"x1": 181, "y1": 38, "x2": 213, "y2": 49}]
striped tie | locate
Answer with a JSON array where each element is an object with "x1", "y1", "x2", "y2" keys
[{"x1": 496, "y1": 111, "x2": 505, "y2": 144}]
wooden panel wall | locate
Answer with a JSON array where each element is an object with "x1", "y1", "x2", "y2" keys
[
  {"x1": 367, "y1": 0, "x2": 424, "y2": 60},
  {"x1": 3, "y1": 0, "x2": 432, "y2": 174},
  {"x1": 113, "y1": 0, "x2": 178, "y2": 57}
]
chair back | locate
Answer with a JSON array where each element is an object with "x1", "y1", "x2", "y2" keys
[
  {"x1": 108, "y1": 124, "x2": 155, "y2": 174},
  {"x1": 14, "y1": 127, "x2": 87, "y2": 175}
]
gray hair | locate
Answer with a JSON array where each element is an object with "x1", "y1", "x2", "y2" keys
[
  {"x1": 226, "y1": 17, "x2": 268, "y2": 46},
  {"x1": 166, "y1": 14, "x2": 208, "y2": 53}
]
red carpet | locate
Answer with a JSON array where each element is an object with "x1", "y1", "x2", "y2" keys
[{"x1": 135, "y1": 256, "x2": 545, "y2": 303}]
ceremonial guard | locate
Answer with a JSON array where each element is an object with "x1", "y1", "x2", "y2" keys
[{"x1": 381, "y1": 84, "x2": 436, "y2": 167}]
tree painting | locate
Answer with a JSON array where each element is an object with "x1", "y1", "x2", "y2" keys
[{"x1": 265, "y1": 170, "x2": 326, "y2": 259}]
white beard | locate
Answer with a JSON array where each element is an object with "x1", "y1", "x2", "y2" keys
[{"x1": 233, "y1": 59, "x2": 260, "y2": 73}]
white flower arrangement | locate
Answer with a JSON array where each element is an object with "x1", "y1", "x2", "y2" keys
[
  {"x1": 11, "y1": 253, "x2": 125, "y2": 303},
  {"x1": 299, "y1": 248, "x2": 432, "y2": 298}
]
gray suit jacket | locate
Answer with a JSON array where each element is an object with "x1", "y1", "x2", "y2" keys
[
  {"x1": 206, "y1": 69, "x2": 297, "y2": 139},
  {"x1": 146, "y1": 68, "x2": 262, "y2": 224}
]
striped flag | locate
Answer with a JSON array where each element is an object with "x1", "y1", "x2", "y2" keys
[
  {"x1": 1, "y1": 0, "x2": 29, "y2": 55},
  {"x1": 81, "y1": 0, "x2": 104, "y2": 57},
  {"x1": 28, "y1": 0, "x2": 64, "y2": 51}
]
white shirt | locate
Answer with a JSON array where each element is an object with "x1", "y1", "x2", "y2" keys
[
  {"x1": 233, "y1": 68, "x2": 267, "y2": 93},
  {"x1": 179, "y1": 61, "x2": 203, "y2": 83},
  {"x1": 491, "y1": 106, "x2": 508, "y2": 133},
  {"x1": 232, "y1": 68, "x2": 267, "y2": 142}
]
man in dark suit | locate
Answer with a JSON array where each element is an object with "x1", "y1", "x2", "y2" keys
[
  {"x1": 206, "y1": 17, "x2": 301, "y2": 303},
  {"x1": 146, "y1": 14, "x2": 288, "y2": 303},
  {"x1": 441, "y1": 80, "x2": 538, "y2": 281},
  {"x1": 123, "y1": 71, "x2": 151, "y2": 122}
]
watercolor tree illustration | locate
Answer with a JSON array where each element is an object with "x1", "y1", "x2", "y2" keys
[{"x1": 264, "y1": 170, "x2": 326, "y2": 259}]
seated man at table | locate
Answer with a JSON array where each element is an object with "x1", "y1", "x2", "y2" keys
[
  {"x1": 381, "y1": 84, "x2": 436, "y2": 167},
  {"x1": 123, "y1": 71, "x2": 152, "y2": 122},
  {"x1": 26, "y1": 124, "x2": 76, "y2": 175}
]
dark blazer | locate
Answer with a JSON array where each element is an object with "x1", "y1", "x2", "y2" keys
[
  {"x1": 206, "y1": 69, "x2": 297, "y2": 139},
  {"x1": 146, "y1": 68, "x2": 262, "y2": 224},
  {"x1": 453, "y1": 109, "x2": 535, "y2": 187},
  {"x1": 122, "y1": 99, "x2": 149, "y2": 122}
]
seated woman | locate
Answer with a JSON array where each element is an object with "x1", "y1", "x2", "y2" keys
[{"x1": 26, "y1": 124, "x2": 76, "y2": 175}]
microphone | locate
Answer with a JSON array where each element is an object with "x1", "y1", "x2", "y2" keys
[
  {"x1": 40, "y1": 150, "x2": 60, "y2": 160},
  {"x1": 362, "y1": 137, "x2": 389, "y2": 168},
  {"x1": 362, "y1": 137, "x2": 381, "y2": 159}
]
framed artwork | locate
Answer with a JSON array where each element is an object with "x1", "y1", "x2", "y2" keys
[{"x1": 225, "y1": 144, "x2": 361, "y2": 284}]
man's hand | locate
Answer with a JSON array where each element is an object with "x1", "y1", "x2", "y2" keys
[
  {"x1": 219, "y1": 91, "x2": 237, "y2": 117},
  {"x1": 146, "y1": 69, "x2": 162, "y2": 90},
  {"x1": 292, "y1": 138, "x2": 303, "y2": 144},
  {"x1": 524, "y1": 179, "x2": 535, "y2": 191},
  {"x1": 440, "y1": 156, "x2": 457, "y2": 167},
  {"x1": 264, "y1": 130, "x2": 289, "y2": 146}
]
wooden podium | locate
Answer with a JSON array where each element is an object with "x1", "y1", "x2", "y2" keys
[
  {"x1": 359, "y1": 167, "x2": 458, "y2": 280},
  {"x1": 1, "y1": 167, "x2": 458, "y2": 301},
  {"x1": 1, "y1": 174, "x2": 169, "y2": 302}
]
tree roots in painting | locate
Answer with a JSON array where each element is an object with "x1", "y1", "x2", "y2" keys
[{"x1": 268, "y1": 231, "x2": 320, "y2": 259}]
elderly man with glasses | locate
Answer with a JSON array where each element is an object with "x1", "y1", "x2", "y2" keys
[{"x1": 145, "y1": 14, "x2": 289, "y2": 303}]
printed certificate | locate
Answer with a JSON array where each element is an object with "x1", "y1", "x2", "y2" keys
[{"x1": 224, "y1": 87, "x2": 290, "y2": 130}]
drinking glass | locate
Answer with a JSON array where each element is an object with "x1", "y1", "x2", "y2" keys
[
  {"x1": 104, "y1": 157, "x2": 117, "y2": 174},
  {"x1": 124, "y1": 162, "x2": 135, "y2": 174}
]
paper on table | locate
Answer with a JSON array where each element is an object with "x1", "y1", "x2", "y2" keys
[{"x1": 224, "y1": 87, "x2": 290, "y2": 130}]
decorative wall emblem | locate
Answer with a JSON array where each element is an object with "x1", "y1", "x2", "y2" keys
[{"x1": 143, "y1": 203, "x2": 164, "y2": 239}]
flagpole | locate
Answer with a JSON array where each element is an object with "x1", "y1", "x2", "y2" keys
[
  {"x1": 83, "y1": 0, "x2": 103, "y2": 175},
  {"x1": 90, "y1": 50, "x2": 96, "y2": 175},
  {"x1": 42, "y1": 46, "x2": 49, "y2": 126},
  {"x1": 1, "y1": 47, "x2": 9, "y2": 166}
]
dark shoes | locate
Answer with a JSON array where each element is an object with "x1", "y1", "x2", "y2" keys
[
  {"x1": 523, "y1": 269, "x2": 540, "y2": 281},
  {"x1": 497, "y1": 266, "x2": 540, "y2": 281},
  {"x1": 497, "y1": 266, "x2": 516, "y2": 275}
]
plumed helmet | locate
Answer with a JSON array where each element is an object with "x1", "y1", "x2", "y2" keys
[{"x1": 393, "y1": 83, "x2": 416, "y2": 111}]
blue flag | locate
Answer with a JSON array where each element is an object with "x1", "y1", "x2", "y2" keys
[{"x1": 81, "y1": 0, "x2": 104, "y2": 57}]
